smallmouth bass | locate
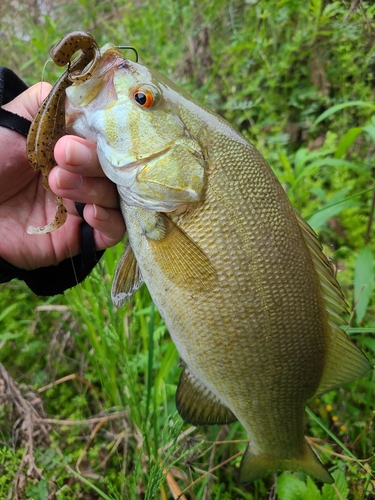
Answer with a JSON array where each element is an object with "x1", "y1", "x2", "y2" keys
[{"x1": 29, "y1": 34, "x2": 371, "y2": 484}]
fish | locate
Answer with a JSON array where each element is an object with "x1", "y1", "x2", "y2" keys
[{"x1": 30, "y1": 34, "x2": 371, "y2": 484}]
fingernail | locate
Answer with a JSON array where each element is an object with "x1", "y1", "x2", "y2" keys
[
  {"x1": 93, "y1": 204, "x2": 110, "y2": 221},
  {"x1": 56, "y1": 168, "x2": 83, "y2": 189},
  {"x1": 66, "y1": 138, "x2": 92, "y2": 166}
]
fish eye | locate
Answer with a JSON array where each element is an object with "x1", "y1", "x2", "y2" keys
[
  {"x1": 133, "y1": 84, "x2": 159, "y2": 108},
  {"x1": 134, "y1": 90, "x2": 151, "y2": 106}
]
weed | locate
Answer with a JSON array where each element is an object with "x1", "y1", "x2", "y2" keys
[{"x1": 0, "y1": 0, "x2": 374, "y2": 498}]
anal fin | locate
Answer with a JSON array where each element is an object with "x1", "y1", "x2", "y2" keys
[{"x1": 176, "y1": 367, "x2": 237, "y2": 426}]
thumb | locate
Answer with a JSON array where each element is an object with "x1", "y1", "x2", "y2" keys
[{"x1": 2, "y1": 82, "x2": 52, "y2": 122}]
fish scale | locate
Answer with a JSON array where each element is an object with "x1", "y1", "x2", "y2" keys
[
  {"x1": 122, "y1": 138, "x2": 327, "y2": 459},
  {"x1": 60, "y1": 40, "x2": 370, "y2": 484}
]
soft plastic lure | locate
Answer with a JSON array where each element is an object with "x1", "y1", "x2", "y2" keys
[{"x1": 26, "y1": 30, "x2": 100, "y2": 234}]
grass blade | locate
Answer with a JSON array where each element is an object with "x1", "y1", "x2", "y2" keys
[
  {"x1": 354, "y1": 245, "x2": 374, "y2": 324},
  {"x1": 313, "y1": 101, "x2": 375, "y2": 127}
]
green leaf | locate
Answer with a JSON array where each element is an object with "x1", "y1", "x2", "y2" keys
[
  {"x1": 320, "y1": 484, "x2": 337, "y2": 500},
  {"x1": 305, "y1": 476, "x2": 323, "y2": 500},
  {"x1": 327, "y1": 186, "x2": 352, "y2": 204},
  {"x1": 290, "y1": 158, "x2": 370, "y2": 192},
  {"x1": 277, "y1": 475, "x2": 322, "y2": 500},
  {"x1": 347, "y1": 328, "x2": 375, "y2": 335},
  {"x1": 294, "y1": 147, "x2": 309, "y2": 174},
  {"x1": 333, "y1": 469, "x2": 350, "y2": 499},
  {"x1": 355, "y1": 336, "x2": 375, "y2": 353},
  {"x1": 313, "y1": 101, "x2": 375, "y2": 127},
  {"x1": 354, "y1": 245, "x2": 374, "y2": 323},
  {"x1": 334, "y1": 127, "x2": 363, "y2": 158},
  {"x1": 0, "y1": 303, "x2": 18, "y2": 322},
  {"x1": 321, "y1": 469, "x2": 349, "y2": 500},
  {"x1": 277, "y1": 474, "x2": 308, "y2": 500},
  {"x1": 362, "y1": 123, "x2": 375, "y2": 142},
  {"x1": 0, "y1": 332, "x2": 24, "y2": 342},
  {"x1": 309, "y1": 186, "x2": 327, "y2": 202},
  {"x1": 294, "y1": 148, "x2": 334, "y2": 177},
  {"x1": 307, "y1": 200, "x2": 361, "y2": 230}
]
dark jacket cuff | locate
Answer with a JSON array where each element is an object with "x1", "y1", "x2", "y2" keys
[
  {"x1": 0, "y1": 250, "x2": 104, "y2": 296},
  {"x1": 0, "y1": 66, "x2": 105, "y2": 295}
]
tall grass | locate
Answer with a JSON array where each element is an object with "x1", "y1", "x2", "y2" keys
[{"x1": 0, "y1": 0, "x2": 375, "y2": 498}]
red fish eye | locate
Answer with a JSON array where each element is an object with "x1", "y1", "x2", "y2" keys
[{"x1": 134, "y1": 88, "x2": 154, "y2": 107}]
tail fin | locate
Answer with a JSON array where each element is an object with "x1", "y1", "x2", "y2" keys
[{"x1": 239, "y1": 441, "x2": 333, "y2": 484}]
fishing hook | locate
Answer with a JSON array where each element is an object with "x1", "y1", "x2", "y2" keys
[{"x1": 116, "y1": 45, "x2": 139, "y2": 62}]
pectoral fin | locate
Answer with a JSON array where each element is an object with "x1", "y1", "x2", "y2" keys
[
  {"x1": 111, "y1": 242, "x2": 143, "y2": 308},
  {"x1": 147, "y1": 213, "x2": 218, "y2": 293},
  {"x1": 132, "y1": 207, "x2": 218, "y2": 293},
  {"x1": 176, "y1": 367, "x2": 237, "y2": 425}
]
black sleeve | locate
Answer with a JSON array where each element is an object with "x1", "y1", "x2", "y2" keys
[{"x1": 0, "y1": 66, "x2": 104, "y2": 296}]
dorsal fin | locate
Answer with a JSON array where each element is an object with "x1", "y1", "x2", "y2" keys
[
  {"x1": 176, "y1": 367, "x2": 237, "y2": 426},
  {"x1": 295, "y1": 211, "x2": 370, "y2": 394}
]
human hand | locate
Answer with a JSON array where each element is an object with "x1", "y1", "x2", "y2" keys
[{"x1": 0, "y1": 82, "x2": 125, "y2": 271}]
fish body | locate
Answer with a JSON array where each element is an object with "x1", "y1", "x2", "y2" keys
[{"x1": 65, "y1": 45, "x2": 370, "y2": 483}]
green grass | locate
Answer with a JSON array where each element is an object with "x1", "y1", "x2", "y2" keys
[{"x1": 1, "y1": 0, "x2": 375, "y2": 498}]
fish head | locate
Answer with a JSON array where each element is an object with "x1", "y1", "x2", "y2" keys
[{"x1": 66, "y1": 46, "x2": 207, "y2": 212}]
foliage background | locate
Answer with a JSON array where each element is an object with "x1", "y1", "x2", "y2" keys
[{"x1": 0, "y1": 0, "x2": 375, "y2": 498}]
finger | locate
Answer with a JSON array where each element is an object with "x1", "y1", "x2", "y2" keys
[
  {"x1": 2, "y1": 82, "x2": 52, "y2": 120},
  {"x1": 83, "y1": 204, "x2": 126, "y2": 249},
  {"x1": 54, "y1": 135, "x2": 106, "y2": 177},
  {"x1": 49, "y1": 167, "x2": 120, "y2": 210},
  {"x1": 0, "y1": 83, "x2": 53, "y2": 184}
]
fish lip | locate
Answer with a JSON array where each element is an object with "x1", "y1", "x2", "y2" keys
[{"x1": 116, "y1": 145, "x2": 172, "y2": 171}]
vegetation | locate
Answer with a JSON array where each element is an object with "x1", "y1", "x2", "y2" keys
[{"x1": 0, "y1": 0, "x2": 375, "y2": 498}]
